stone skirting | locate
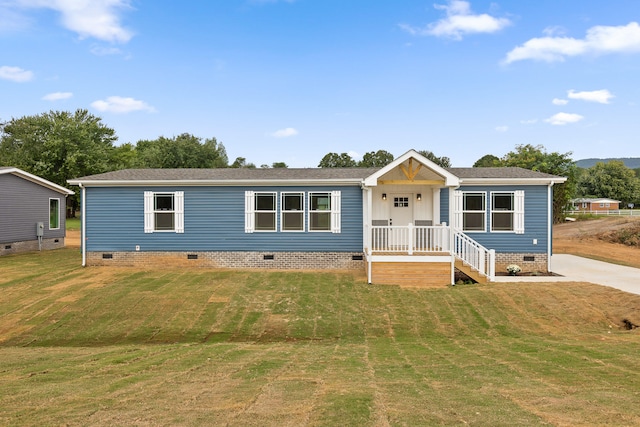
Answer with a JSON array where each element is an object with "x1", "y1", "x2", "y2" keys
[
  {"x1": 86, "y1": 250, "x2": 365, "y2": 271},
  {"x1": 495, "y1": 253, "x2": 548, "y2": 274},
  {"x1": 0, "y1": 237, "x2": 65, "y2": 256}
]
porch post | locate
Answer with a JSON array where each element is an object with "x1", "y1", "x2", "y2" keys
[{"x1": 407, "y1": 222, "x2": 413, "y2": 255}]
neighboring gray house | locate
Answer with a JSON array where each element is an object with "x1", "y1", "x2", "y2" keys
[
  {"x1": 68, "y1": 150, "x2": 566, "y2": 286},
  {"x1": 1, "y1": 167, "x2": 74, "y2": 255}
]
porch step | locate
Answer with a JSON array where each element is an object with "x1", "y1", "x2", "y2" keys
[{"x1": 454, "y1": 259, "x2": 489, "y2": 284}]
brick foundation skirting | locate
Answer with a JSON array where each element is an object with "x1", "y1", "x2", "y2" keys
[
  {"x1": 0, "y1": 237, "x2": 65, "y2": 256},
  {"x1": 86, "y1": 251, "x2": 365, "y2": 271},
  {"x1": 495, "y1": 253, "x2": 548, "y2": 273}
]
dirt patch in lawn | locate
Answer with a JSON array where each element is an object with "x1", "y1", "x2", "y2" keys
[
  {"x1": 66, "y1": 229, "x2": 80, "y2": 248},
  {"x1": 553, "y1": 216, "x2": 640, "y2": 269}
]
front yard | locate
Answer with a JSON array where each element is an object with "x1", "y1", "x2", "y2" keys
[{"x1": 1, "y1": 248, "x2": 640, "y2": 426}]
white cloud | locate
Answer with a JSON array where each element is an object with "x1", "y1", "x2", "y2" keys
[
  {"x1": 504, "y1": 22, "x2": 640, "y2": 64},
  {"x1": 545, "y1": 112, "x2": 584, "y2": 126},
  {"x1": 552, "y1": 98, "x2": 568, "y2": 105},
  {"x1": 348, "y1": 150, "x2": 360, "y2": 160},
  {"x1": 12, "y1": 0, "x2": 134, "y2": 43},
  {"x1": 495, "y1": 125, "x2": 508, "y2": 132},
  {"x1": 0, "y1": 65, "x2": 33, "y2": 82},
  {"x1": 270, "y1": 127, "x2": 298, "y2": 138},
  {"x1": 567, "y1": 89, "x2": 614, "y2": 104},
  {"x1": 399, "y1": 0, "x2": 510, "y2": 40},
  {"x1": 520, "y1": 119, "x2": 538, "y2": 125},
  {"x1": 90, "y1": 45, "x2": 123, "y2": 56},
  {"x1": 42, "y1": 91, "x2": 73, "y2": 101},
  {"x1": 91, "y1": 96, "x2": 155, "y2": 113}
]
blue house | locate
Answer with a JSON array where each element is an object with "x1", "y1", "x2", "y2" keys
[{"x1": 68, "y1": 150, "x2": 566, "y2": 286}]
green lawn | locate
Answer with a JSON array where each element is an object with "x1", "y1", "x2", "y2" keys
[{"x1": 1, "y1": 248, "x2": 640, "y2": 426}]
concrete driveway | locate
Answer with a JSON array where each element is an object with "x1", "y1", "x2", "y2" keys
[{"x1": 494, "y1": 254, "x2": 640, "y2": 296}]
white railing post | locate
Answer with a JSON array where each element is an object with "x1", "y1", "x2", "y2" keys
[
  {"x1": 407, "y1": 223, "x2": 413, "y2": 255},
  {"x1": 488, "y1": 249, "x2": 495, "y2": 281}
]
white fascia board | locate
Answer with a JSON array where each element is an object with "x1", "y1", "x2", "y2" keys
[
  {"x1": 3, "y1": 167, "x2": 75, "y2": 195},
  {"x1": 458, "y1": 177, "x2": 567, "y2": 186},
  {"x1": 67, "y1": 178, "x2": 365, "y2": 187}
]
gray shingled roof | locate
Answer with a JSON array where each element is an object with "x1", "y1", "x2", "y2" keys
[
  {"x1": 447, "y1": 167, "x2": 561, "y2": 179},
  {"x1": 69, "y1": 166, "x2": 563, "y2": 183},
  {"x1": 69, "y1": 167, "x2": 381, "y2": 182}
]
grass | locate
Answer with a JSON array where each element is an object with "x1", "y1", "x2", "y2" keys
[
  {"x1": 1, "y1": 248, "x2": 640, "y2": 426},
  {"x1": 66, "y1": 217, "x2": 81, "y2": 231}
]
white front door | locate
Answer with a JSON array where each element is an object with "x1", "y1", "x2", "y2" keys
[{"x1": 390, "y1": 194, "x2": 413, "y2": 227}]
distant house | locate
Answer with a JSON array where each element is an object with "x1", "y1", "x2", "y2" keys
[
  {"x1": 1, "y1": 167, "x2": 75, "y2": 255},
  {"x1": 68, "y1": 150, "x2": 566, "y2": 287},
  {"x1": 571, "y1": 198, "x2": 621, "y2": 212}
]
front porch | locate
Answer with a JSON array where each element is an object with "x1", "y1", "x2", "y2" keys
[{"x1": 364, "y1": 224, "x2": 495, "y2": 287}]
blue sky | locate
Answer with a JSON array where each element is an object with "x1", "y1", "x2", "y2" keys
[{"x1": 1, "y1": 0, "x2": 640, "y2": 167}]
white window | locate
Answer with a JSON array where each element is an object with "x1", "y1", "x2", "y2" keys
[
  {"x1": 491, "y1": 191, "x2": 525, "y2": 234},
  {"x1": 244, "y1": 191, "x2": 277, "y2": 232},
  {"x1": 49, "y1": 198, "x2": 60, "y2": 230},
  {"x1": 454, "y1": 192, "x2": 486, "y2": 232},
  {"x1": 245, "y1": 191, "x2": 341, "y2": 233},
  {"x1": 309, "y1": 191, "x2": 341, "y2": 233},
  {"x1": 281, "y1": 192, "x2": 304, "y2": 232},
  {"x1": 144, "y1": 191, "x2": 184, "y2": 233}
]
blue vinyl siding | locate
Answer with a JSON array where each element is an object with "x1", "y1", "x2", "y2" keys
[
  {"x1": 85, "y1": 185, "x2": 363, "y2": 252},
  {"x1": 440, "y1": 185, "x2": 550, "y2": 254}
]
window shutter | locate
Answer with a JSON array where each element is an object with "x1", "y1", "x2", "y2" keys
[
  {"x1": 331, "y1": 191, "x2": 341, "y2": 233},
  {"x1": 514, "y1": 190, "x2": 525, "y2": 234},
  {"x1": 453, "y1": 191, "x2": 463, "y2": 230},
  {"x1": 245, "y1": 191, "x2": 255, "y2": 233},
  {"x1": 144, "y1": 191, "x2": 154, "y2": 233},
  {"x1": 175, "y1": 191, "x2": 184, "y2": 233}
]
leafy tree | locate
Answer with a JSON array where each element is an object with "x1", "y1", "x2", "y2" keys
[
  {"x1": 473, "y1": 154, "x2": 500, "y2": 167},
  {"x1": 496, "y1": 144, "x2": 576, "y2": 223},
  {"x1": 230, "y1": 157, "x2": 256, "y2": 168},
  {"x1": 271, "y1": 162, "x2": 288, "y2": 168},
  {"x1": 136, "y1": 133, "x2": 227, "y2": 168},
  {"x1": 318, "y1": 152, "x2": 357, "y2": 168},
  {"x1": 111, "y1": 142, "x2": 140, "y2": 170},
  {"x1": 577, "y1": 161, "x2": 640, "y2": 205},
  {"x1": 358, "y1": 150, "x2": 394, "y2": 167},
  {"x1": 417, "y1": 150, "x2": 451, "y2": 168},
  {"x1": 0, "y1": 109, "x2": 118, "y2": 214}
]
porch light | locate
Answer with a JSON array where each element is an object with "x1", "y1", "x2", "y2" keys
[
  {"x1": 416, "y1": 194, "x2": 422, "y2": 201},
  {"x1": 382, "y1": 193, "x2": 387, "y2": 200}
]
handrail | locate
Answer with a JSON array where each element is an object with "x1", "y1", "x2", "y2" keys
[
  {"x1": 369, "y1": 224, "x2": 495, "y2": 282},
  {"x1": 452, "y1": 228, "x2": 495, "y2": 281},
  {"x1": 370, "y1": 224, "x2": 450, "y2": 254}
]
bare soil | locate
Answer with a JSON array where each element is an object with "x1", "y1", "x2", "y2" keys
[{"x1": 554, "y1": 216, "x2": 640, "y2": 269}]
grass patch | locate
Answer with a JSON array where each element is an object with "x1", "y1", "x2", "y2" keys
[
  {"x1": 66, "y1": 217, "x2": 81, "y2": 231},
  {"x1": 1, "y1": 248, "x2": 640, "y2": 425}
]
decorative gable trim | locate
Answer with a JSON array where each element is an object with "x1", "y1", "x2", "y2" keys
[{"x1": 363, "y1": 149, "x2": 460, "y2": 187}]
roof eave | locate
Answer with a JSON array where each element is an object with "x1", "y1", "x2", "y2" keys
[
  {"x1": 3, "y1": 167, "x2": 75, "y2": 195},
  {"x1": 67, "y1": 178, "x2": 366, "y2": 187},
  {"x1": 458, "y1": 177, "x2": 567, "y2": 185}
]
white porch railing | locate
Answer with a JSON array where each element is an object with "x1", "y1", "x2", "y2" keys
[
  {"x1": 368, "y1": 224, "x2": 495, "y2": 281},
  {"x1": 452, "y1": 229, "x2": 495, "y2": 281},
  {"x1": 370, "y1": 224, "x2": 450, "y2": 254}
]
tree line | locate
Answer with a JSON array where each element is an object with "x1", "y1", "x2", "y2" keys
[{"x1": 1, "y1": 109, "x2": 638, "y2": 222}]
